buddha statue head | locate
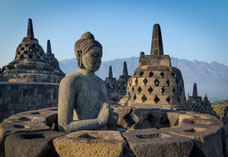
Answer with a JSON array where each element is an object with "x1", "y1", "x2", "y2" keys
[
  {"x1": 74, "y1": 32, "x2": 103, "y2": 72},
  {"x1": 58, "y1": 32, "x2": 112, "y2": 132}
]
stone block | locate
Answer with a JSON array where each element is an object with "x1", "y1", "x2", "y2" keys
[
  {"x1": 123, "y1": 128, "x2": 193, "y2": 157},
  {"x1": 53, "y1": 130, "x2": 127, "y2": 157},
  {"x1": 5, "y1": 130, "x2": 65, "y2": 157},
  {"x1": 7, "y1": 104, "x2": 16, "y2": 111},
  {"x1": 0, "y1": 108, "x2": 57, "y2": 151},
  {"x1": 167, "y1": 111, "x2": 181, "y2": 126},
  {"x1": 112, "y1": 105, "x2": 134, "y2": 128},
  {"x1": 3, "y1": 98, "x2": 10, "y2": 105},
  {"x1": 161, "y1": 125, "x2": 224, "y2": 157}
]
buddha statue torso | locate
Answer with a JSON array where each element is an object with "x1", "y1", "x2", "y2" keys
[
  {"x1": 72, "y1": 69, "x2": 108, "y2": 120},
  {"x1": 58, "y1": 32, "x2": 111, "y2": 132}
]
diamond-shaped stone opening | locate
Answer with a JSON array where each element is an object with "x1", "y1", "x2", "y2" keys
[
  {"x1": 148, "y1": 87, "x2": 153, "y2": 94},
  {"x1": 160, "y1": 87, "x2": 165, "y2": 94},
  {"x1": 132, "y1": 87, "x2": 134, "y2": 92},
  {"x1": 133, "y1": 95, "x2": 137, "y2": 101},
  {"x1": 154, "y1": 79, "x2": 159, "y2": 86},
  {"x1": 139, "y1": 71, "x2": 144, "y2": 77},
  {"x1": 138, "y1": 87, "x2": 142, "y2": 93},
  {"x1": 177, "y1": 96, "x2": 181, "y2": 103},
  {"x1": 141, "y1": 95, "x2": 147, "y2": 102},
  {"x1": 134, "y1": 72, "x2": 137, "y2": 76},
  {"x1": 171, "y1": 72, "x2": 175, "y2": 78},
  {"x1": 129, "y1": 82, "x2": 132, "y2": 87},
  {"x1": 166, "y1": 79, "x2": 170, "y2": 87},
  {"x1": 172, "y1": 88, "x2": 176, "y2": 94},
  {"x1": 135, "y1": 78, "x2": 138, "y2": 85},
  {"x1": 143, "y1": 78, "x2": 148, "y2": 85},
  {"x1": 154, "y1": 95, "x2": 160, "y2": 103},
  {"x1": 166, "y1": 97, "x2": 171, "y2": 104},
  {"x1": 160, "y1": 72, "x2": 165, "y2": 78},
  {"x1": 149, "y1": 72, "x2": 154, "y2": 78}
]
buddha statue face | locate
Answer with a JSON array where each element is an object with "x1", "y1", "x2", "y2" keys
[
  {"x1": 82, "y1": 46, "x2": 103, "y2": 72},
  {"x1": 74, "y1": 32, "x2": 103, "y2": 73}
]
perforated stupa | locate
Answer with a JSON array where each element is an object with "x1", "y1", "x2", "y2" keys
[
  {"x1": 120, "y1": 24, "x2": 189, "y2": 110},
  {"x1": 2, "y1": 19, "x2": 65, "y2": 83}
]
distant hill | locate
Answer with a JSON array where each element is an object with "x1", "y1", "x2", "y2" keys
[{"x1": 59, "y1": 57, "x2": 228, "y2": 102}]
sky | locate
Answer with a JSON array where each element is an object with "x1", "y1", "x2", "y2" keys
[{"x1": 0, "y1": 0, "x2": 227, "y2": 68}]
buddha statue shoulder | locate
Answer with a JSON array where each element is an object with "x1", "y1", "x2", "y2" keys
[{"x1": 58, "y1": 32, "x2": 111, "y2": 132}]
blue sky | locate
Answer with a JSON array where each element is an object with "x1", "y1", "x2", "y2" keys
[{"x1": 0, "y1": 0, "x2": 227, "y2": 68}]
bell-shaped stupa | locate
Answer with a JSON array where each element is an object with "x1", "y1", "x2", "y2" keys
[
  {"x1": 2, "y1": 19, "x2": 64, "y2": 83},
  {"x1": 120, "y1": 24, "x2": 189, "y2": 110},
  {"x1": 45, "y1": 40, "x2": 65, "y2": 77}
]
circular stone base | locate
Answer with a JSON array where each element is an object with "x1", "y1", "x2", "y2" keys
[{"x1": 0, "y1": 106, "x2": 226, "y2": 157}]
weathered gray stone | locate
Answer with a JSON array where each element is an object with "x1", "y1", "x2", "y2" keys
[
  {"x1": 220, "y1": 105, "x2": 228, "y2": 137},
  {"x1": 58, "y1": 32, "x2": 111, "y2": 132},
  {"x1": 0, "y1": 107, "x2": 57, "y2": 152},
  {"x1": 123, "y1": 128, "x2": 193, "y2": 157},
  {"x1": 5, "y1": 130, "x2": 65, "y2": 157},
  {"x1": 167, "y1": 111, "x2": 181, "y2": 126},
  {"x1": 115, "y1": 61, "x2": 131, "y2": 99},
  {"x1": 111, "y1": 105, "x2": 133, "y2": 129},
  {"x1": 105, "y1": 66, "x2": 116, "y2": 99},
  {"x1": 45, "y1": 40, "x2": 65, "y2": 76},
  {"x1": 186, "y1": 83, "x2": 217, "y2": 116},
  {"x1": 119, "y1": 24, "x2": 190, "y2": 111},
  {"x1": 2, "y1": 19, "x2": 65, "y2": 83},
  {"x1": 161, "y1": 124, "x2": 225, "y2": 157},
  {"x1": 0, "y1": 106, "x2": 226, "y2": 157},
  {"x1": 53, "y1": 130, "x2": 127, "y2": 157}
]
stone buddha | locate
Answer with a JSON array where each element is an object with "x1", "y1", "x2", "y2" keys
[{"x1": 58, "y1": 32, "x2": 110, "y2": 132}]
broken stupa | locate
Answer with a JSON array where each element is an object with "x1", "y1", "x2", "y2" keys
[
  {"x1": 120, "y1": 24, "x2": 190, "y2": 111},
  {"x1": 1, "y1": 19, "x2": 65, "y2": 83}
]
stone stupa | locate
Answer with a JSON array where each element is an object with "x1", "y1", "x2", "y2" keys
[
  {"x1": 105, "y1": 66, "x2": 116, "y2": 94},
  {"x1": 120, "y1": 24, "x2": 189, "y2": 110},
  {"x1": 2, "y1": 19, "x2": 64, "y2": 83},
  {"x1": 115, "y1": 61, "x2": 131, "y2": 97},
  {"x1": 45, "y1": 40, "x2": 65, "y2": 77},
  {"x1": 187, "y1": 83, "x2": 216, "y2": 116}
]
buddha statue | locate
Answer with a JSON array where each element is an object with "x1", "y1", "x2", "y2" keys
[{"x1": 58, "y1": 32, "x2": 111, "y2": 132}]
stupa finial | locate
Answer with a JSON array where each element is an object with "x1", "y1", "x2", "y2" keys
[
  {"x1": 192, "y1": 83, "x2": 198, "y2": 97},
  {"x1": 150, "y1": 24, "x2": 164, "y2": 56},
  {"x1": 47, "y1": 40, "x2": 52, "y2": 54},
  {"x1": 123, "y1": 61, "x2": 128, "y2": 77},
  {"x1": 109, "y1": 66, "x2": 113, "y2": 78},
  {"x1": 27, "y1": 18, "x2": 34, "y2": 39}
]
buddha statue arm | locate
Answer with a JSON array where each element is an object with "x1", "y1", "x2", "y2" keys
[
  {"x1": 68, "y1": 102, "x2": 110, "y2": 132},
  {"x1": 58, "y1": 76, "x2": 110, "y2": 132},
  {"x1": 101, "y1": 81, "x2": 118, "y2": 124}
]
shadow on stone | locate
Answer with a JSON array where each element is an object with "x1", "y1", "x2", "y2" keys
[
  {"x1": 78, "y1": 133, "x2": 97, "y2": 139},
  {"x1": 21, "y1": 133, "x2": 44, "y2": 139},
  {"x1": 189, "y1": 143, "x2": 206, "y2": 157},
  {"x1": 18, "y1": 117, "x2": 31, "y2": 121}
]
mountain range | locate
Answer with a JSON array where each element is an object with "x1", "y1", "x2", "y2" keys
[{"x1": 59, "y1": 57, "x2": 228, "y2": 102}]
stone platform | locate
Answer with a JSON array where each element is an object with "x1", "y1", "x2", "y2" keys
[{"x1": 0, "y1": 106, "x2": 226, "y2": 157}]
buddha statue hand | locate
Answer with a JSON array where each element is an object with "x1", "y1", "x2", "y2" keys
[{"x1": 97, "y1": 102, "x2": 110, "y2": 126}]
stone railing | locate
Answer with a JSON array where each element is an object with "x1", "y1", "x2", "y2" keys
[
  {"x1": 0, "y1": 82, "x2": 59, "y2": 122},
  {"x1": 0, "y1": 106, "x2": 226, "y2": 157}
]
